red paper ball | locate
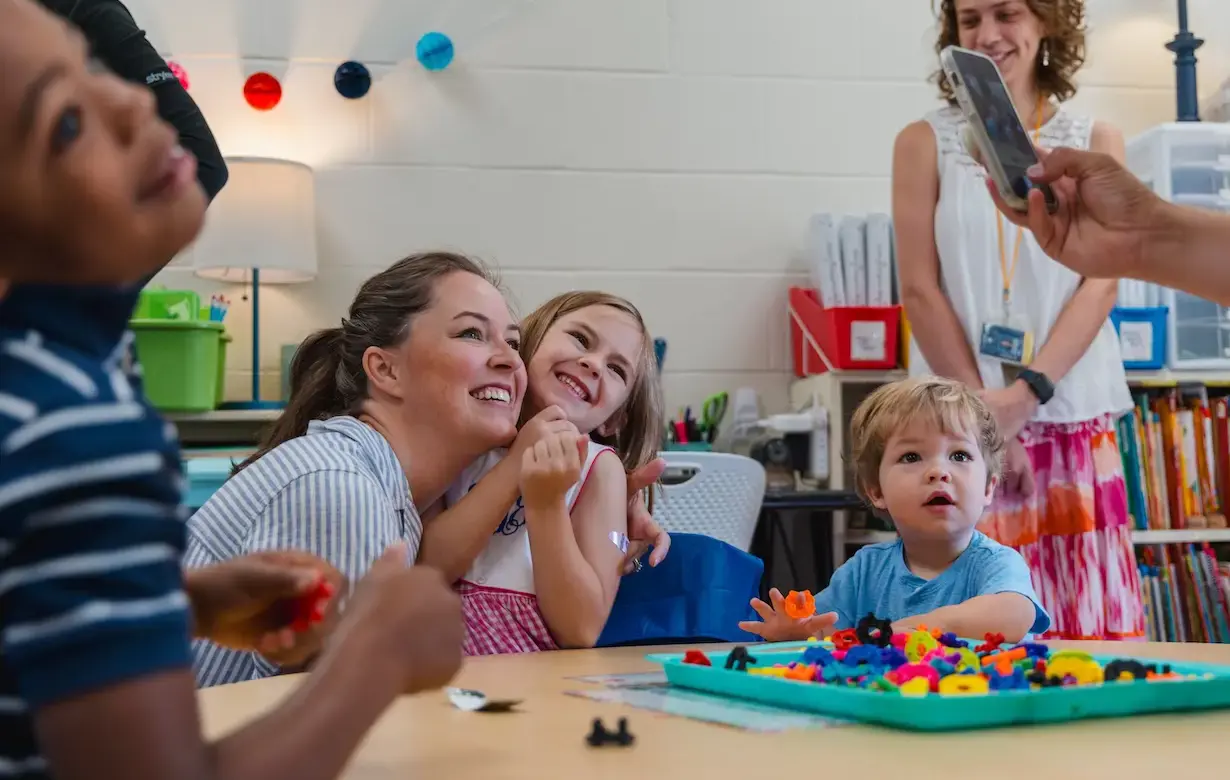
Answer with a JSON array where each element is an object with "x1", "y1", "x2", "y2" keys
[
  {"x1": 168, "y1": 60, "x2": 189, "y2": 91},
  {"x1": 243, "y1": 72, "x2": 282, "y2": 111}
]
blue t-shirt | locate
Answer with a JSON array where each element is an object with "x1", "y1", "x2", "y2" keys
[{"x1": 815, "y1": 531, "x2": 1050, "y2": 635}]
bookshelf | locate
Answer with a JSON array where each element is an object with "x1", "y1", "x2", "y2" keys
[{"x1": 791, "y1": 369, "x2": 1230, "y2": 643}]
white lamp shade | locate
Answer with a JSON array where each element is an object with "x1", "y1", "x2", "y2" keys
[{"x1": 191, "y1": 157, "x2": 318, "y2": 283}]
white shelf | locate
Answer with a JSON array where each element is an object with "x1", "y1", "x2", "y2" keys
[
  {"x1": 1132, "y1": 529, "x2": 1230, "y2": 544},
  {"x1": 794, "y1": 369, "x2": 1230, "y2": 390}
]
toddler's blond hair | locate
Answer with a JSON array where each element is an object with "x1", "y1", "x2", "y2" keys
[{"x1": 848, "y1": 376, "x2": 1005, "y2": 501}]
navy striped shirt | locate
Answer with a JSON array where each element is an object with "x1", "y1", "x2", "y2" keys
[
  {"x1": 185, "y1": 416, "x2": 420, "y2": 688},
  {"x1": 0, "y1": 284, "x2": 191, "y2": 779}
]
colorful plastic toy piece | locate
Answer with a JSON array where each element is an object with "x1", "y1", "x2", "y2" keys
[
  {"x1": 783, "y1": 590, "x2": 816, "y2": 619},
  {"x1": 724, "y1": 646, "x2": 758, "y2": 671},
  {"x1": 855, "y1": 613, "x2": 894, "y2": 647},
  {"x1": 938, "y1": 632, "x2": 968, "y2": 648},
  {"x1": 904, "y1": 629, "x2": 939, "y2": 662},
  {"x1": 1046, "y1": 655, "x2": 1104, "y2": 685},
  {"x1": 900, "y1": 677, "x2": 931, "y2": 697},
  {"x1": 842, "y1": 645, "x2": 880, "y2": 668},
  {"x1": 830, "y1": 628, "x2": 860, "y2": 651},
  {"x1": 586, "y1": 717, "x2": 634, "y2": 747},
  {"x1": 974, "y1": 632, "x2": 1006, "y2": 653},
  {"x1": 896, "y1": 662, "x2": 940, "y2": 691},
  {"x1": 291, "y1": 579, "x2": 335, "y2": 632},
  {"x1": 802, "y1": 645, "x2": 835, "y2": 666},
  {"x1": 683, "y1": 650, "x2": 712, "y2": 667},
  {"x1": 938, "y1": 673, "x2": 991, "y2": 696},
  {"x1": 1104, "y1": 659, "x2": 1149, "y2": 683}
]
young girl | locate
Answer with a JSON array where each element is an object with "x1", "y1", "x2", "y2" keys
[{"x1": 437, "y1": 291, "x2": 664, "y2": 654}]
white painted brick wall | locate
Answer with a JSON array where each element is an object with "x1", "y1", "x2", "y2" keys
[{"x1": 129, "y1": 0, "x2": 1230, "y2": 413}]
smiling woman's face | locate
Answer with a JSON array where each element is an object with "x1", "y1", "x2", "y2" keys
[
  {"x1": 953, "y1": 0, "x2": 1045, "y2": 93},
  {"x1": 0, "y1": 0, "x2": 206, "y2": 285}
]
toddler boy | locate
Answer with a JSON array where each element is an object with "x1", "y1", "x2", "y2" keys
[{"x1": 741, "y1": 376, "x2": 1049, "y2": 642}]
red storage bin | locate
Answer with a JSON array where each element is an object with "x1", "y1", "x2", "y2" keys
[{"x1": 788, "y1": 287, "x2": 901, "y2": 377}]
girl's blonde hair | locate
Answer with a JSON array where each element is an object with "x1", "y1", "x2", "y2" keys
[
  {"x1": 518, "y1": 291, "x2": 664, "y2": 476},
  {"x1": 848, "y1": 376, "x2": 1004, "y2": 501}
]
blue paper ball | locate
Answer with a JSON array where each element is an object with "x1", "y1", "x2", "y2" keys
[
  {"x1": 333, "y1": 61, "x2": 371, "y2": 99},
  {"x1": 416, "y1": 31, "x2": 454, "y2": 71}
]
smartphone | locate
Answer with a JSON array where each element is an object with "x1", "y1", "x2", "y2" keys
[{"x1": 939, "y1": 45, "x2": 1057, "y2": 214}]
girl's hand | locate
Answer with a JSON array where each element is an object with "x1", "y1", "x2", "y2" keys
[
  {"x1": 511, "y1": 405, "x2": 578, "y2": 460},
  {"x1": 737, "y1": 588, "x2": 838, "y2": 642},
  {"x1": 186, "y1": 551, "x2": 344, "y2": 667},
  {"x1": 978, "y1": 382, "x2": 1037, "y2": 441},
  {"x1": 521, "y1": 432, "x2": 587, "y2": 510}
]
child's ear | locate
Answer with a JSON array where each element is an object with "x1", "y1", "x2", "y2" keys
[
  {"x1": 863, "y1": 481, "x2": 888, "y2": 511},
  {"x1": 984, "y1": 474, "x2": 999, "y2": 504}
]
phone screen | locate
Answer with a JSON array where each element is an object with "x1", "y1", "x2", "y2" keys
[{"x1": 950, "y1": 48, "x2": 1053, "y2": 205}]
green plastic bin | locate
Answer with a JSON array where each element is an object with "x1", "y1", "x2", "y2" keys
[
  {"x1": 216, "y1": 332, "x2": 232, "y2": 406},
  {"x1": 131, "y1": 319, "x2": 224, "y2": 412}
]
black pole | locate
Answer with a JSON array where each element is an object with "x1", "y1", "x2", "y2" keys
[{"x1": 1166, "y1": 0, "x2": 1203, "y2": 121}]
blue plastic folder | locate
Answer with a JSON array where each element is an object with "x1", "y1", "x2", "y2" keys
[
  {"x1": 597, "y1": 533, "x2": 763, "y2": 647},
  {"x1": 648, "y1": 643, "x2": 1230, "y2": 731}
]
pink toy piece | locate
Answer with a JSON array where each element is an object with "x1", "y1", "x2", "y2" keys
[{"x1": 896, "y1": 662, "x2": 941, "y2": 691}]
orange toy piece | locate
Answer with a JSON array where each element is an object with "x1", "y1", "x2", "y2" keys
[
  {"x1": 783, "y1": 590, "x2": 816, "y2": 620},
  {"x1": 830, "y1": 628, "x2": 860, "y2": 651}
]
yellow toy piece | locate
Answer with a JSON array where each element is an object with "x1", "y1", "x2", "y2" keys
[
  {"x1": 953, "y1": 647, "x2": 981, "y2": 672},
  {"x1": 904, "y1": 629, "x2": 939, "y2": 662},
  {"x1": 747, "y1": 666, "x2": 791, "y2": 678},
  {"x1": 1046, "y1": 656, "x2": 1103, "y2": 685},
  {"x1": 938, "y1": 674, "x2": 990, "y2": 696},
  {"x1": 900, "y1": 677, "x2": 931, "y2": 697}
]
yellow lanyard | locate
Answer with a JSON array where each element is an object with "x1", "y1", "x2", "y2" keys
[{"x1": 995, "y1": 94, "x2": 1045, "y2": 319}]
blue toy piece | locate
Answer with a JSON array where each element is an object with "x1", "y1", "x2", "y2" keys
[
  {"x1": 334, "y1": 61, "x2": 372, "y2": 99},
  {"x1": 416, "y1": 31, "x2": 455, "y2": 71}
]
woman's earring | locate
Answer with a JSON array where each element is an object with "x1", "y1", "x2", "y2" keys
[{"x1": 1041, "y1": 40, "x2": 1050, "y2": 67}]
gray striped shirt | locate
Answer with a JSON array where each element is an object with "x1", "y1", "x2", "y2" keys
[{"x1": 185, "y1": 415, "x2": 420, "y2": 688}]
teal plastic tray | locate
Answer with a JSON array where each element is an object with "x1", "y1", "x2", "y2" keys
[{"x1": 648, "y1": 642, "x2": 1230, "y2": 731}]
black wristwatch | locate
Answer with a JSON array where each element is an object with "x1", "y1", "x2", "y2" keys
[{"x1": 1017, "y1": 368, "x2": 1055, "y2": 405}]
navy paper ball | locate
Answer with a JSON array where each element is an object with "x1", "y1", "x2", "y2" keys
[
  {"x1": 416, "y1": 31, "x2": 454, "y2": 71},
  {"x1": 334, "y1": 61, "x2": 371, "y2": 99}
]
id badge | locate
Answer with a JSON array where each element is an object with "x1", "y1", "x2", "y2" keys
[{"x1": 978, "y1": 315, "x2": 1034, "y2": 366}]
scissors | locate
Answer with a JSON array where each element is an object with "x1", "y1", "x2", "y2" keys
[{"x1": 700, "y1": 392, "x2": 729, "y2": 442}]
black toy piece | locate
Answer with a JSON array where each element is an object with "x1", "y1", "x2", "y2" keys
[
  {"x1": 586, "y1": 717, "x2": 634, "y2": 747},
  {"x1": 855, "y1": 613, "x2": 893, "y2": 648},
  {"x1": 1104, "y1": 659, "x2": 1150, "y2": 681},
  {"x1": 724, "y1": 645, "x2": 758, "y2": 671}
]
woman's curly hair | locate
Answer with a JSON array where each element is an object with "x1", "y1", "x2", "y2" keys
[{"x1": 930, "y1": 0, "x2": 1087, "y2": 104}]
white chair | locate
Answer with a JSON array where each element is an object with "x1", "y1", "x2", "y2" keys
[{"x1": 652, "y1": 451, "x2": 766, "y2": 552}]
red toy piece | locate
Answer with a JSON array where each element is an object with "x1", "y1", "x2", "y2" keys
[
  {"x1": 974, "y1": 632, "x2": 1006, "y2": 654},
  {"x1": 290, "y1": 579, "x2": 335, "y2": 632},
  {"x1": 683, "y1": 650, "x2": 712, "y2": 666},
  {"x1": 830, "y1": 628, "x2": 860, "y2": 651}
]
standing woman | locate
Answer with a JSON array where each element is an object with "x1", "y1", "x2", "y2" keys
[{"x1": 892, "y1": 0, "x2": 1144, "y2": 640}]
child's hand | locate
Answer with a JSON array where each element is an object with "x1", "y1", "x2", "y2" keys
[
  {"x1": 738, "y1": 588, "x2": 839, "y2": 642},
  {"x1": 521, "y1": 432, "x2": 588, "y2": 510},
  {"x1": 511, "y1": 405, "x2": 578, "y2": 460},
  {"x1": 186, "y1": 551, "x2": 344, "y2": 667}
]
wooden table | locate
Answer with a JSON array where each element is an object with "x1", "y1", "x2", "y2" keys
[{"x1": 199, "y1": 641, "x2": 1230, "y2": 779}]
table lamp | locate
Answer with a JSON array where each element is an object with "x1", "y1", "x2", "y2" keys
[{"x1": 191, "y1": 157, "x2": 318, "y2": 410}]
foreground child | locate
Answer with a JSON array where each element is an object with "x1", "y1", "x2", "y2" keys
[
  {"x1": 434, "y1": 291, "x2": 664, "y2": 653},
  {"x1": 0, "y1": 2, "x2": 462, "y2": 777},
  {"x1": 741, "y1": 376, "x2": 1049, "y2": 643}
]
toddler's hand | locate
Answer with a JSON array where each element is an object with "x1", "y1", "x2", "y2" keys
[
  {"x1": 511, "y1": 405, "x2": 578, "y2": 459},
  {"x1": 521, "y1": 432, "x2": 587, "y2": 510},
  {"x1": 738, "y1": 588, "x2": 838, "y2": 642}
]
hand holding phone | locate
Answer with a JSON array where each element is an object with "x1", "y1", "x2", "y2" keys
[{"x1": 940, "y1": 45, "x2": 1058, "y2": 214}]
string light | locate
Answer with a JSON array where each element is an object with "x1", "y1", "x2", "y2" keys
[
  {"x1": 416, "y1": 31, "x2": 455, "y2": 71},
  {"x1": 334, "y1": 61, "x2": 372, "y2": 99},
  {"x1": 243, "y1": 72, "x2": 283, "y2": 111}
]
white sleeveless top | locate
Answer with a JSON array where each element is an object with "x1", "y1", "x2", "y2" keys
[
  {"x1": 910, "y1": 104, "x2": 1133, "y2": 424},
  {"x1": 448, "y1": 440, "x2": 617, "y2": 595}
]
